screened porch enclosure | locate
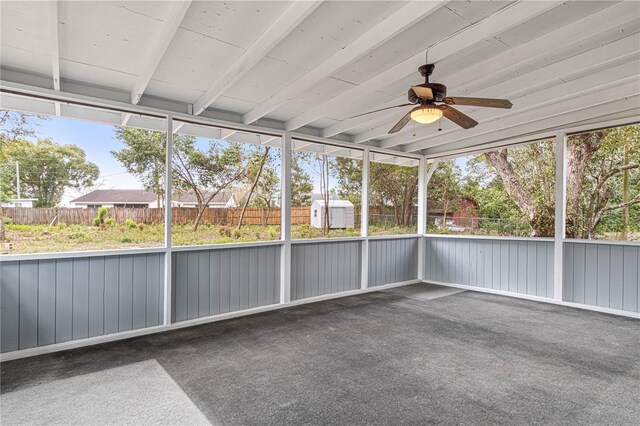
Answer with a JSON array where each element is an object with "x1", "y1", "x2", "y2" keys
[{"x1": 0, "y1": 0, "x2": 638, "y2": 366}]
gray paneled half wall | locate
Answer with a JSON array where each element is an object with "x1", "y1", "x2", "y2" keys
[
  {"x1": 368, "y1": 237, "x2": 419, "y2": 287},
  {"x1": 1, "y1": 252, "x2": 164, "y2": 353},
  {"x1": 291, "y1": 240, "x2": 361, "y2": 300},
  {"x1": 171, "y1": 244, "x2": 281, "y2": 323},
  {"x1": 424, "y1": 236, "x2": 554, "y2": 298},
  {"x1": 564, "y1": 241, "x2": 639, "y2": 313}
]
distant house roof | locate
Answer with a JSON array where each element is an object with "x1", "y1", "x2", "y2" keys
[
  {"x1": 71, "y1": 189, "x2": 233, "y2": 205},
  {"x1": 173, "y1": 190, "x2": 231, "y2": 204},
  {"x1": 71, "y1": 189, "x2": 157, "y2": 204}
]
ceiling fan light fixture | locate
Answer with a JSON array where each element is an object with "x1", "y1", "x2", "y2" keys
[{"x1": 411, "y1": 106, "x2": 442, "y2": 124}]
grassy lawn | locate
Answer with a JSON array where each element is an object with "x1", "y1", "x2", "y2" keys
[{"x1": 2, "y1": 222, "x2": 420, "y2": 255}]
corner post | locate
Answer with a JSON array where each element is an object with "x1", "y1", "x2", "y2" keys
[
  {"x1": 417, "y1": 156, "x2": 427, "y2": 280},
  {"x1": 163, "y1": 115, "x2": 174, "y2": 325},
  {"x1": 280, "y1": 133, "x2": 292, "y2": 303},
  {"x1": 361, "y1": 148, "x2": 370, "y2": 289},
  {"x1": 553, "y1": 131, "x2": 567, "y2": 301}
]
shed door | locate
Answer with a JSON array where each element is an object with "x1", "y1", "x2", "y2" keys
[{"x1": 330, "y1": 207, "x2": 345, "y2": 228}]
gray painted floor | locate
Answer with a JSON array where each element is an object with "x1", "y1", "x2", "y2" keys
[{"x1": 2, "y1": 283, "x2": 639, "y2": 425}]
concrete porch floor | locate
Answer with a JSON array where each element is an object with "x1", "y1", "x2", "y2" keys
[{"x1": 1, "y1": 284, "x2": 639, "y2": 425}]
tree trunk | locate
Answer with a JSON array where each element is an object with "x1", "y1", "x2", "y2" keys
[{"x1": 238, "y1": 147, "x2": 270, "y2": 230}]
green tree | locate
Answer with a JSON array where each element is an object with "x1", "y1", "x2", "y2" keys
[
  {"x1": 111, "y1": 128, "x2": 166, "y2": 207},
  {"x1": 291, "y1": 152, "x2": 313, "y2": 206},
  {"x1": 0, "y1": 138, "x2": 99, "y2": 207},
  {"x1": 369, "y1": 163, "x2": 419, "y2": 226},
  {"x1": 113, "y1": 129, "x2": 248, "y2": 231},
  {"x1": 427, "y1": 161, "x2": 463, "y2": 225}
]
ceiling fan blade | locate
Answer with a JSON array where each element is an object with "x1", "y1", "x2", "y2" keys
[
  {"x1": 348, "y1": 103, "x2": 414, "y2": 119},
  {"x1": 441, "y1": 105, "x2": 478, "y2": 129},
  {"x1": 411, "y1": 86, "x2": 434, "y2": 99},
  {"x1": 443, "y1": 97, "x2": 512, "y2": 109},
  {"x1": 388, "y1": 111, "x2": 413, "y2": 134}
]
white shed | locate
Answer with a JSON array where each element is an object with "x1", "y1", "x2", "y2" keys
[{"x1": 310, "y1": 200, "x2": 355, "y2": 229}]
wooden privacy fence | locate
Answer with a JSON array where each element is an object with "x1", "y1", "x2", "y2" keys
[{"x1": 1, "y1": 207, "x2": 314, "y2": 226}]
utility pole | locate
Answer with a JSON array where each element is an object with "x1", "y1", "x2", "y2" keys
[
  {"x1": 16, "y1": 161, "x2": 21, "y2": 199},
  {"x1": 622, "y1": 140, "x2": 629, "y2": 240}
]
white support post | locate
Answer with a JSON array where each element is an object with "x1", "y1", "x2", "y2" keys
[
  {"x1": 280, "y1": 133, "x2": 292, "y2": 303},
  {"x1": 553, "y1": 131, "x2": 567, "y2": 301},
  {"x1": 163, "y1": 115, "x2": 174, "y2": 325},
  {"x1": 361, "y1": 148, "x2": 370, "y2": 289},
  {"x1": 417, "y1": 156, "x2": 427, "y2": 280}
]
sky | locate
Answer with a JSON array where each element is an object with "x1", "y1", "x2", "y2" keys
[{"x1": 4, "y1": 113, "x2": 433, "y2": 206}]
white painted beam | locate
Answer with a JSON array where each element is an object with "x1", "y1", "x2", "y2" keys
[
  {"x1": 220, "y1": 129, "x2": 237, "y2": 140},
  {"x1": 121, "y1": 113, "x2": 132, "y2": 126},
  {"x1": 379, "y1": 38, "x2": 640, "y2": 148},
  {"x1": 282, "y1": 1, "x2": 559, "y2": 131},
  {"x1": 130, "y1": 0, "x2": 192, "y2": 105},
  {"x1": 405, "y1": 71, "x2": 640, "y2": 153},
  {"x1": 193, "y1": 1, "x2": 322, "y2": 116},
  {"x1": 48, "y1": 1, "x2": 61, "y2": 115},
  {"x1": 325, "y1": 1, "x2": 637, "y2": 139},
  {"x1": 243, "y1": 1, "x2": 446, "y2": 125}
]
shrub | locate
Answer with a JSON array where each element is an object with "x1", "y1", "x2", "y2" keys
[
  {"x1": 137, "y1": 223, "x2": 145, "y2": 231},
  {"x1": 268, "y1": 226, "x2": 278, "y2": 239},
  {"x1": 232, "y1": 229, "x2": 241, "y2": 239},
  {"x1": 124, "y1": 218, "x2": 138, "y2": 229},
  {"x1": 2, "y1": 216, "x2": 12, "y2": 225},
  {"x1": 93, "y1": 207, "x2": 108, "y2": 227},
  {"x1": 218, "y1": 226, "x2": 231, "y2": 237},
  {"x1": 104, "y1": 218, "x2": 115, "y2": 227}
]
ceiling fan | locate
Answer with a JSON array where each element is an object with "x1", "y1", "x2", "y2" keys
[{"x1": 351, "y1": 63, "x2": 512, "y2": 134}]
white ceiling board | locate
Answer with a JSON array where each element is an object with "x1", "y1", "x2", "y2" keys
[
  {"x1": 280, "y1": 77, "x2": 356, "y2": 117},
  {"x1": 59, "y1": 59, "x2": 138, "y2": 92},
  {"x1": 148, "y1": 27, "x2": 244, "y2": 96},
  {"x1": 494, "y1": 1, "x2": 619, "y2": 48},
  {"x1": 443, "y1": 1, "x2": 515, "y2": 24},
  {"x1": 225, "y1": 1, "x2": 407, "y2": 112},
  {"x1": 143, "y1": 79, "x2": 205, "y2": 105},
  {"x1": 212, "y1": 95, "x2": 259, "y2": 116},
  {"x1": 0, "y1": 47, "x2": 52, "y2": 80},
  {"x1": 59, "y1": 1, "x2": 169, "y2": 78},
  {"x1": 2, "y1": 0, "x2": 639, "y2": 156},
  {"x1": 330, "y1": 3, "x2": 510, "y2": 87},
  {"x1": 349, "y1": 3, "x2": 640, "y2": 142},
  {"x1": 180, "y1": 1, "x2": 292, "y2": 51},
  {"x1": 0, "y1": 1, "x2": 50, "y2": 55}
]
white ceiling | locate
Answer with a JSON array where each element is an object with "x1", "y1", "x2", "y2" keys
[{"x1": 1, "y1": 0, "x2": 638, "y2": 157}]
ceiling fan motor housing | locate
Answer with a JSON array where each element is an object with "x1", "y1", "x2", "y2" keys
[{"x1": 409, "y1": 83, "x2": 447, "y2": 103}]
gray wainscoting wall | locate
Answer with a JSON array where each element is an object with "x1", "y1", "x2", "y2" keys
[
  {"x1": 564, "y1": 241, "x2": 639, "y2": 313},
  {"x1": 1, "y1": 252, "x2": 164, "y2": 353},
  {"x1": 424, "y1": 236, "x2": 554, "y2": 298},
  {"x1": 368, "y1": 237, "x2": 419, "y2": 287},
  {"x1": 171, "y1": 244, "x2": 281, "y2": 323},
  {"x1": 291, "y1": 240, "x2": 361, "y2": 300}
]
